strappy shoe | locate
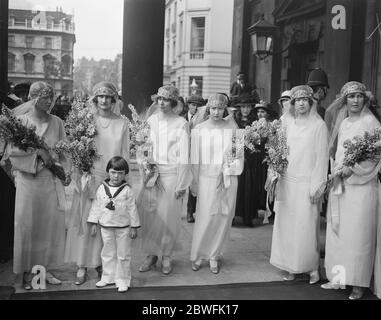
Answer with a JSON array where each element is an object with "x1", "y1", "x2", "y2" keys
[
  {"x1": 75, "y1": 268, "x2": 87, "y2": 285},
  {"x1": 22, "y1": 272, "x2": 32, "y2": 290},
  {"x1": 187, "y1": 212, "x2": 195, "y2": 223},
  {"x1": 309, "y1": 270, "x2": 320, "y2": 285},
  {"x1": 139, "y1": 255, "x2": 158, "y2": 272},
  {"x1": 118, "y1": 285, "x2": 129, "y2": 293},
  {"x1": 209, "y1": 260, "x2": 220, "y2": 274},
  {"x1": 162, "y1": 257, "x2": 173, "y2": 275},
  {"x1": 320, "y1": 281, "x2": 346, "y2": 290},
  {"x1": 95, "y1": 266, "x2": 103, "y2": 279},
  {"x1": 191, "y1": 261, "x2": 202, "y2": 271},
  {"x1": 46, "y1": 272, "x2": 62, "y2": 285},
  {"x1": 283, "y1": 273, "x2": 295, "y2": 281},
  {"x1": 96, "y1": 280, "x2": 115, "y2": 288},
  {"x1": 349, "y1": 287, "x2": 364, "y2": 300}
]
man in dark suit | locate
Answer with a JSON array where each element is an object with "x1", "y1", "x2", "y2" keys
[
  {"x1": 307, "y1": 68, "x2": 329, "y2": 120},
  {"x1": 230, "y1": 72, "x2": 260, "y2": 103},
  {"x1": 184, "y1": 94, "x2": 205, "y2": 223}
]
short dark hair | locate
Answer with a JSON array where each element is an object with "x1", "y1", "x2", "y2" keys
[
  {"x1": 106, "y1": 156, "x2": 129, "y2": 174},
  {"x1": 343, "y1": 92, "x2": 369, "y2": 106},
  {"x1": 158, "y1": 96, "x2": 178, "y2": 108},
  {"x1": 291, "y1": 97, "x2": 314, "y2": 107},
  {"x1": 92, "y1": 95, "x2": 117, "y2": 104}
]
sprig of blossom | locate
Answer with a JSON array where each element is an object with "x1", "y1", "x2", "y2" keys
[
  {"x1": 127, "y1": 104, "x2": 151, "y2": 159},
  {"x1": 226, "y1": 129, "x2": 245, "y2": 164},
  {"x1": 54, "y1": 100, "x2": 99, "y2": 174},
  {"x1": 244, "y1": 118, "x2": 271, "y2": 152},
  {"x1": 0, "y1": 104, "x2": 67, "y2": 181},
  {"x1": 264, "y1": 120, "x2": 289, "y2": 175},
  {"x1": 343, "y1": 127, "x2": 381, "y2": 168}
]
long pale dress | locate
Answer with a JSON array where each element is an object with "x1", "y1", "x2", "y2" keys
[
  {"x1": 270, "y1": 116, "x2": 329, "y2": 273},
  {"x1": 8, "y1": 114, "x2": 68, "y2": 274},
  {"x1": 325, "y1": 112, "x2": 380, "y2": 287},
  {"x1": 190, "y1": 120, "x2": 244, "y2": 262},
  {"x1": 374, "y1": 184, "x2": 381, "y2": 298},
  {"x1": 64, "y1": 115, "x2": 130, "y2": 268},
  {"x1": 137, "y1": 113, "x2": 191, "y2": 258}
]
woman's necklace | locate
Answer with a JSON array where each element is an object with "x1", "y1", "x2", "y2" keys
[{"x1": 98, "y1": 115, "x2": 112, "y2": 129}]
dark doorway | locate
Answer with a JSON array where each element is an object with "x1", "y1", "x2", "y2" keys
[{"x1": 288, "y1": 39, "x2": 320, "y2": 87}]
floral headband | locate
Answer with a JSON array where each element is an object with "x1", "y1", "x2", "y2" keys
[
  {"x1": 340, "y1": 81, "x2": 366, "y2": 98},
  {"x1": 157, "y1": 86, "x2": 179, "y2": 101},
  {"x1": 29, "y1": 82, "x2": 54, "y2": 99},
  {"x1": 93, "y1": 87, "x2": 117, "y2": 98},
  {"x1": 207, "y1": 93, "x2": 229, "y2": 108},
  {"x1": 290, "y1": 85, "x2": 314, "y2": 101}
]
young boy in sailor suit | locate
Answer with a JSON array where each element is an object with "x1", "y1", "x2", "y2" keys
[{"x1": 88, "y1": 156, "x2": 140, "y2": 293}]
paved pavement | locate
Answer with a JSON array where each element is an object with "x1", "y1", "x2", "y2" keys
[{"x1": 0, "y1": 164, "x2": 328, "y2": 296}]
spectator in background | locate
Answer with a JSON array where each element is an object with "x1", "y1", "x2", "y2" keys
[
  {"x1": 144, "y1": 93, "x2": 160, "y2": 120},
  {"x1": 307, "y1": 68, "x2": 330, "y2": 120},
  {"x1": 278, "y1": 90, "x2": 293, "y2": 129},
  {"x1": 233, "y1": 94, "x2": 259, "y2": 227},
  {"x1": 13, "y1": 83, "x2": 31, "y2": 104},
  {"x1": 174, "y1": 96, "x2": 186, "y2": 116},
  {"x1": 184, "y1": 94, "x2": 205, "y2": 223},
  {"x1": 230, "y1": 72, "x2": 260, "y2": 103},
  {"x1": 6, "y1": 82, "x2": 22, "y2": 107},
  {"x1": 112, "y1": 90, "x2": 125, "y2": 116}
]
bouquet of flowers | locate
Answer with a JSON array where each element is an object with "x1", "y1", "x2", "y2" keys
[
  {"x1": 264, "y1": 120, "x2": 289, "y2": 174},
  {"x1": 0, "y1": 104, "x2": 67, "y2": 181},
  {"x1": 343, "y1": 128, "x2": 381, "y2": 167},
  {"x1": 225, "y1": 129, "x2": 245, "y2": 165},
  {"x1": 244, "y1": 118, "x2": 271, "y2": 152},
  {"x1": 219, "y1": 129, "x2": 245, "y2": 189},
  {"x1": 315, "y1": 127, "x2": 381, "y2": 199},
  {"x1": 140, "y1": 158, "x2": 164, "y2": 190},
  {"x1": 54, "y1": 100, "x2": 99, "y2": 174},
  {"x1": 127, "y1": 104, "x2": 152, "y2": 159},
  {"x1": 264, "y1": 120, "x2": 289, "y2": 202}
]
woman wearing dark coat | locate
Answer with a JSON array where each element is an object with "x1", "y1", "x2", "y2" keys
[
  {"x1": 234, "y1": 96, "x2": 277, "y2": 227},
  {"x1": 233, "y1": 95, "x2": 259, "y2": 226}
]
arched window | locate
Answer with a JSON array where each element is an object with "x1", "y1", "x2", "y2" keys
[
  {"x1": 8, "y1": 52, "x2": 15, "y2": 72},
  {"x1": 23, "y1": 53, "x2": 35, "y2": 73},
  {"x1": 43, "y1": 54, "x2": 59, "y2": 78},
  {"x1": 61, "y1": 55, "x2": 72, "y2": 75}
]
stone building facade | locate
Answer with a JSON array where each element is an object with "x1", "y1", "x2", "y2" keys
[
  {"x1": 8, "y1": 8, "x2": 76, "y2": 97},
  {"x1": 232, "y1": 0, "x2": 381, "y2": 114},
  {"x1": 164, "y1": 0, "x2": 234, "y2": 98}
]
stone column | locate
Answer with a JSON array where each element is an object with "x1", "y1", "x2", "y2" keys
[
  {"x1": 122, "y1": 0, "x2": 165, "y2": 116},
  {"x1": 324, "y1": 0, "x2": 354, "y2": 104},
  {"x1": 0, "y1": 0, "x2": 8, "y2": 104}
]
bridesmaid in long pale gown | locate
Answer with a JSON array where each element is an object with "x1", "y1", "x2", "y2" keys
[
  {"x1": 321, "y1": 82, "x2": 381, "y2": 300},
  {"x1": 5, "y1": 82, "x2": 70, "y2": 289},
  {"x1": 64, "y1": 81, "x2": 130, "y2": 285},
  {"x1": 270, "y1": 85, "x2": 329, "y2": 284},
  {"x1": 190, "y1": 93, "x2": 244, "y2": 274},
  {"x1": 137, "y1": 85, "x2": 191, "y2": 275}
]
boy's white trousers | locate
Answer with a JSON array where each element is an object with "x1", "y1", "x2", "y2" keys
[{"x1": 100, "y1": 227, "x2": 132, "y2": 287}]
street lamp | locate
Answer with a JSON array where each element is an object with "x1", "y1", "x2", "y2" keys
[
  {"x1": 190, "y1": 78, "x2": 198, "y2": 95},
  {"x1": 248, "y1": 16, "x2": 278, "y2": 60}
]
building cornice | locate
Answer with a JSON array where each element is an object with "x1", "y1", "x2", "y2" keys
[
  {"x1": 9, "y1": 28, "x2": 76, "y2": 41},
  {"x1": 186, "y1": 8, "x2": 211, "y2": 13}
]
